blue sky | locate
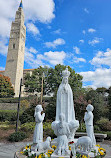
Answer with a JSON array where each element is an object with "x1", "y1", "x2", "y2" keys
[{"x1": 0, "y1": 0, "x2": 111, "y2": 89}]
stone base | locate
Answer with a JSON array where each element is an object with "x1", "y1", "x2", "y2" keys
[
  {"x1": 51, "y1": 153, "x2": 70, "y2": 158},
  {"x1": 76, "y1": 146, "x2": 99, "y2": 158}
]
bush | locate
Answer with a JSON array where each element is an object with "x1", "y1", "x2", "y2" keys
[
  {"x1": 45, "y1": 103, "x2": 56, "y2": 121},
  {"x1": 43, "y1": 122, "x2": 56, "y2": 138},
  {"x1": 20, "y1": 121, "x2": 56, "y2": 138},
  {"x1": 96, "y1": 117, "x2": 111, "y2": 131},
  {"x1": 77, "y1": 123, "x2": 86, "y2": 132},
  {"x1": 20, "y1": 122, "x2": 35, "y2": 133},
  {"x1": 106, "y1": 131, "x2": 111, "y2": 140},
  {"x1": 20, "y1": 105, "x2": 35, "y2": 124},
  {"x1": 0, "y1": 96, "x2": 36, "y2": 103},
  {"x1": 20, "y1": 99, "x2": 30, "y2": 109},
  {"x1": 8, "y1": 131, "x2": 26, "y2": 142},
  {"x1": 94, "y1": 125, "x2": 100, "y2": 131},
  {"x1": 0, "y1": 110, "x2": 22, "y2": 122}
]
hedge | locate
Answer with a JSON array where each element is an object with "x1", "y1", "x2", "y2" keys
[
  {"x1": 0, "y1": 96, "x2": 52, "y2": 103},
  {"x1": 0, "y1": 110, "x2": 23, "y2": 122}
]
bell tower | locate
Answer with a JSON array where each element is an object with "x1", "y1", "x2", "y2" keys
[{"x1": 5, "y1": 0, "x2": 26, "y2": 97}]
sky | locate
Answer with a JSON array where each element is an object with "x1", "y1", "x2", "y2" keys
[{"x1": 0, "y1": 0, "x2": 111, "y2": 89}]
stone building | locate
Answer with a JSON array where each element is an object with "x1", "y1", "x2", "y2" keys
[{"x1": 0, "y1": 1, "x2": 34, "y2": 97}]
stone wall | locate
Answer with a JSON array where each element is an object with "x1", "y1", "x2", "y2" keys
[{"x1": 0, "y1": 103, "x2": 18, "y2": 110}]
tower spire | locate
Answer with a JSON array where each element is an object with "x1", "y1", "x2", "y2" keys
[{"x1": 19, "y1": 0, "x2": 23, "y2": 8}]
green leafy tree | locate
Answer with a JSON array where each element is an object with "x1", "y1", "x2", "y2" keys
[
  {"x1": 108, "y1": 87, "x2": 111, "y2": 120},
  {"x1": 24, "y1": 66, "x2": 48, "y2": 94},
  {"x1": 86, "y1": 90, "x2": 108, "y2": 123},
  {"x1": 96, "y1": 87, "x2": 107, "y2": 94},
  {"x1": 0, "y1": 74, "x2": 14, "y2": 98},
  {"x1": 74, "y1": 92, "x2": 88, "y2": 129},
  {"x1": 24, "y1": 64, "x2": 83, "y2": 97}
]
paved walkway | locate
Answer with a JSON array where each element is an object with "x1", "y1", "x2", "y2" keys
[{"x1": 0, "y1": 141, "x2": 111, "y2": 158}]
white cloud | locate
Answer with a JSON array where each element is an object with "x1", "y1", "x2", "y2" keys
[
  {"x1": 73, "y1": 46, "x2": 81, "y2": 54},
  {"x1": 45, "y1": 38, "x2": 65, "y2": 48},
  {"x1": 90, "y1": 48, "x2": 111, "y2": 67},
  {"x1": 73, "y1": 57, "x2": 86, "y2": 63},
  {"x1": 0, "y1": 67, "x2": 5, "y2": 71},
  {"x1": 0, "y1": 0, "x2": 55, "y2": 39},
  {"x1": 88, "y1": 28, "x2": 96, "y2": 33},
  {"x1": 80, "y1": 68, "x2": 111, "y2": 89},
  {"x1": 25, "y1": 49, "x2": 66, "y2": 67},
  {"x1": 53, "y1": 29, "x2": 61, "y2": 34},
  {"x1": 88, "y1": 37, "x2": 103, "y2": 46},
  {"x1": 26, "y1": 23, "x2": 40, "y2": 35},
  {"x1": 0, "y1": 40, "x2": 8, "y2": 56},
  {"x1": 84, "y1": 8, "x2": 89, "y2": 14},
  {"x1": 79, "y1": 40, "x2": 84, "y2": 43},
  {"x1": 26, "y1": 47, "x2": 38, "y2": 54},
  {"x1": 43, "y1": 51, "x2": 66, "y2": 65},
  {"x1": 25, "y1": 47, "x2": 42, "y2": 67},
  {"x1": 0, "y1": 0, "x2": 55, "y2": 58},
  {"x1": 24, "y1": 0, "x2": 55, "y2": 23},
  {"x1": 82, "y1": 30, "x2": 86, "y2": 35}
]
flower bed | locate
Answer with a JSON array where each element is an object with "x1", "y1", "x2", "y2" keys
[{"x1": 18, "y1": 143, "x2": 106, "y2": 158}]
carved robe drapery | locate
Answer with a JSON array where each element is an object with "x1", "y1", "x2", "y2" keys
[{"x1": 56, "y1": 83, "x2": 75, "y2": 123}]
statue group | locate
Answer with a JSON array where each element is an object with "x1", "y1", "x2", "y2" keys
[{"x1": 33, "y1": 67, "x2": 96, "y2": 157}]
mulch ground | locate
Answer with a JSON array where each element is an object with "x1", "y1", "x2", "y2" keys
[{"x1": 0, "y1": 129, "x2": 15, "y2": 143}]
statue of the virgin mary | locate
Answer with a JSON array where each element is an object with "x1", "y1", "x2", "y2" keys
[{"x1": 56, "y1": 67, "x2": 75, "y2": 122}]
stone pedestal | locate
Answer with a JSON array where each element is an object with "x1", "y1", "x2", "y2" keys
[
  {"x1": 51, "y1": 152, "x2": 71, "y2": 158},
  {"x1": 77, "y1": 146, "x2": 99, "y2": 158}
]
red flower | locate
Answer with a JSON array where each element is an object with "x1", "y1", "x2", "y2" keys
[{"x1": 69, "y1": 141, "x2": 74, "y2": 144}]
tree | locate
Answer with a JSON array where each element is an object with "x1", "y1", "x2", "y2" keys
[
  {"x1": 74, "y1": 93, "x2": 87, "y2": 130},
  {"x1": 0, "y1": 74, "x2": 14, "y2": 98},
  {"x1": 108, "y1": 87, "x2": 111, "y2": 120},
  {"x1": 24, "y1": 64, "x2": 83, "y2": 97},
  {"x1": 96, "y1": 87, "x2": 107, "y2": 94},
  {"x1": 86, "y1": 90, "x2": 108, "y2": 123},
  {"x1": 24, "y1": 66, "x2": 48, "y2": 94}
]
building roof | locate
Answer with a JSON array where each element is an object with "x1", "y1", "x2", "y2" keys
[
  {"x1": 0, "y1": 70, "x2": 5, "y2": 72},
  {"x1": 23, "y1": 69, "x2": 35, "y2": 71},
  {"x1": 0, "y1": 69, "x2": 35, "y2": 73}
]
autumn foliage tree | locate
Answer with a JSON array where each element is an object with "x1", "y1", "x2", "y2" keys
[{"x1": 0, "y1": 74, "x2": 14, "y2": 98}]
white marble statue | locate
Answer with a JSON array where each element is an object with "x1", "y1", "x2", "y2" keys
[
  {"x1": 84, "y1": 103, "x2": 96, "y2": 147},
  {"x1": 52, "y1": 113, "x2": 70, "y2": 156},
  {"x1": 68, "y1": 120, "x2": 79, "y2": 140},
  {"x1": 56, "y1": 67, "x2": 75, "y2": 122},
  {"x1": 36, "y1": 136, "x2": 52, "y2": 152},
  {"x1": 76, "y1": 136, "x2": 92, "y2": 152},
  {"x1": 33, "y1": 105, "x2": 45, "y2": 144},
  {"x1": 54, "y1": 67, "x2": 79, "y2": 140}
]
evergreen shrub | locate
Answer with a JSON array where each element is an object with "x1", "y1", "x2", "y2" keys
[
  {"x1": 106, "y1": 131, "x2": 111, "y2": 140},
  {"x1": 19, "y1": 106, "x2": 35, "y2": 124},
  {"x1": 96, "y1": 117, "x2": 111, "y2": 131},
  {"x1": 43, "y1": 122, "x2": 56, "y2": 138},
  {"x1": 8, "y1": 131, "x2": 26, "y2": 142},
  {"x1": 0, "y1": 110, "x2": 22, "y2": 122},
  {"x1": 20, "y1": 122, "x2": 35, "y2": 132}
]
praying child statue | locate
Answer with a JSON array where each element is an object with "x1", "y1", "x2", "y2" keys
[
  {"x1": 84, "y1": 101, "x2": 96, "y2": 148},
  {"x1": 33, "y1": 105, "x2": 45, "y2": 144}
]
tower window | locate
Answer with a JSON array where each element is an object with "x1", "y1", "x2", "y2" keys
[{"x1": 13, "y1": 43, "x2": 15, "y2": 49}]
